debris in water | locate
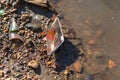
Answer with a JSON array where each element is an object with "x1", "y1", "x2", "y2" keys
[
  {"x1": 24, "y1": 0, "x2": 48, "y2": 7},
  {"x1": 9, "y1": 18, "x2": 19, "y2": 32},
  {"x1": 9, "y1": 33, "x2": 24, "y2": 42}
]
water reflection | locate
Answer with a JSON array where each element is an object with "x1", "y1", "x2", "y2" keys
[{"x1": 102, "y1": 0, "x2": 120, "y2": 10}]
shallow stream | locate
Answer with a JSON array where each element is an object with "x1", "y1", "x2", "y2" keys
[{"x1": 57, "y1": 0, "x2": 120, "y2": 79}]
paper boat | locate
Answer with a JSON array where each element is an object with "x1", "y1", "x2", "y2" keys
[{"x1": 46, "y1": 17, "x2": 64, "y2": 55}]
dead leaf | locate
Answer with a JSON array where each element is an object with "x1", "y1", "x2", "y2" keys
[{"x1": 24, "y1": 0, "x2": 47, "y2": 4}]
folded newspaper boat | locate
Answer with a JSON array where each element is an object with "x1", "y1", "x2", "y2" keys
[{"x1": 46, "y1": 17, "x2": 64, "y2": 55}]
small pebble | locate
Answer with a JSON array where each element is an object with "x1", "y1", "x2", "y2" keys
[
  {"x1": 64, "y1": 70, "x2": 69, "y2": 75},
  {"x1": 74, "y1": 60, "x2": 83, "y2": 73},
  {"x1": 0, "y1": 10, "x2": 4, "y2": 16},
  {"x1": 0, "y1": 70, "x2": 4, "y2": 78},
  {"x1": 28, "y1": 60, "x2": 39, "y2": 69}
]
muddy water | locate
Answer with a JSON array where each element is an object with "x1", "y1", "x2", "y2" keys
[{"x1": 57, "y1": 0, "x2": 120, "y2": 79}]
